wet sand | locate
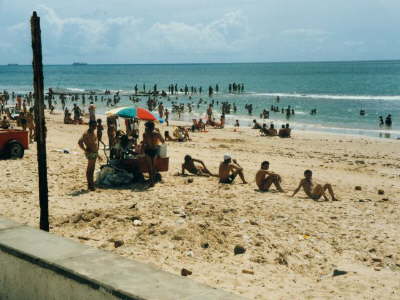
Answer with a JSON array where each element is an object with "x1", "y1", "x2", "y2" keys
[{"x1": 1, "y1": 112, "x2": 399, "y2": 299}]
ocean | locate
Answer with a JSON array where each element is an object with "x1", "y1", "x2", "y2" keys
[{"x1": 1, "y1": 61, "x2": 399, "y2": 139}]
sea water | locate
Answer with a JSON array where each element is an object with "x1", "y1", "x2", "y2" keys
[{"x1": 0, "y1": 61, "x2": 399, "y2": 139}]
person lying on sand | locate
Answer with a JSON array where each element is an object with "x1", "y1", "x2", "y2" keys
[
  {"x1": 219, "y1": 154, "x2": 247, "y2": 184},
  {"x1": 255, "y1": 161, "x2": 284, "y2": 192},
  {"x1": 181, "y1": 155, "x2": 216, "y2": 177},
  {"x1": 292, "y1": 170, "x2": 338, "y2": 201}
]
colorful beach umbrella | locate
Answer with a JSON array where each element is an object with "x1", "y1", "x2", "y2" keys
[{"x1": 106, "y1": 106, "x2": 162, "y2": 122}]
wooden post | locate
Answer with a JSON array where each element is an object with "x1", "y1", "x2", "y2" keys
[{"x1": 31, "y1": 11, "x2": 49, "y2": 232}]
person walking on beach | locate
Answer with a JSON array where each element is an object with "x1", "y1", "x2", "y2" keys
[
  {"x1": 96, "y1": 119, "x2": 104, "y2": 145},
  {"x1": 88, "y1": 102, "x2": 96, "y2": 121},
  {"x1": 27, "y1": 108, "x2": 35, "y2": 143},
  {"x1": 292, "y1": 170, "x2": 338, "y2": 201},
  {"x1": 255, "y1": 161, "x2": 284, "y2": 192},
  {"x1": 73, "y1": 104, "x2": 81, "y2": 123},
  {"x1": 78, "y1": 120, "x2": 99, "y2": 191},
  {"x1": 234, "y1": 119, "x2": 240, "y2": 131},
  {"x1": 207, "y1": 104, "x2": 213, "y2": 121},
  {"x1": 219, "y1": 154, "x2": 247, "y2": 184}
]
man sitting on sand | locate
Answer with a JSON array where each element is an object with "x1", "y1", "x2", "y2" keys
[
  {"x1": 292, "y1": 170, "x2": 338, "y2": 201},
  {"x1": 181, "y1": 155, "x2": 216, "y2": 177},
  {"x1": 267, "y1": 124, "x2": 278, "y2": 136},
  {"x1": 255, "y1": 161, "x2": 284, "y2": 192},
  {"x1": 219, "y1": 154, "x2": 247, "y2": 184},
  {"x1": 78, "y1": 120, "x2": 100, "y2": 191},
  {"x1": 252, "y1": 119, "x2": 262, "y2": 129},
  {"x1": 279, "y1": 124, "x2": 291, "y2": 138}
]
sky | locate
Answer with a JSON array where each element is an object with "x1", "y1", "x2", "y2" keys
[{"x1": 0, "y1": 0, "x2": 399, "y2": 64}]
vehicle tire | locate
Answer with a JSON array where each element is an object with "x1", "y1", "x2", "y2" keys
[{"x1": 6, "y1": 141, "x2": 24, "y2": 159}]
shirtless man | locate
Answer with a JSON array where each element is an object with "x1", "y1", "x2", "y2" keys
[
  {"x1": 255, "y1": 161, "x2": 284, "y2": 192},
  {"x1": 78, "y1": 120, "x2": 99, "y2": 191},
  {"x1": 292, "y1": 170, "x2": 338, "y2": 201},
  {"x1": 181, "y1": 155, "x2": 216, "y2": 177},
  {"x1": 88, "y1": 102, "x2": 96, "y2": 121},
  {"x1": 206, "y1": 105, "x2": 213, "y2": 121},
  {"x1": 219, "y1": 154, "x2": 247, "y2": 184},
  {"x1": 143, "y1": 121, "x2": 165, "y2": 186},
  {"x1": 27, "y1": 109, "x2": 35, "y2": 143},
  {"x1": 96, "y1": 119, "x2": 104, "y2": 146}
]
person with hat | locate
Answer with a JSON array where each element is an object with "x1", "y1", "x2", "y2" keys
[{"x1": 218, "y1": 154, "x2": 247, "y2": 184}]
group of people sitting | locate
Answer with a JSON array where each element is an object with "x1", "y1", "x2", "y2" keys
[
  {"x1": 192, "y1": 119, "x2": 207, "y2": 132},
  {"x1": 253, "y1": 120, "x2": 291, "y2": 138},
  {"x1": 180, "y1": 154, "x2": 337, "y2": 201},
  {"x1": 164, "y1": 126, "x2": 191, "y2": 142},
  {"x1": 64, "y1": 108, "x2": 84, "y2": 125}
]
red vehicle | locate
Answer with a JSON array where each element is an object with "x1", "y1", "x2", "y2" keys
[{"x1": 0, "y1": 129, "x2": 29, "y2": 159}]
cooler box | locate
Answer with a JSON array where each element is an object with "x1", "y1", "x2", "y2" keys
[{"x1": 121, "y1": 156, "x2": 169, "y2": 173}]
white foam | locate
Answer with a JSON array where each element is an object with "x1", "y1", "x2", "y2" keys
[{"x1": 249, "y1": 92, "x2": 400, "y2": 101}]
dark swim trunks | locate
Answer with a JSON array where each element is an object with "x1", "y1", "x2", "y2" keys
[
  {"x1": 219, "y1": 174, "x2": 237, "y2": 184},
  {"x1": 145, "y1": 148, "x2": 158, "y2": 158}
]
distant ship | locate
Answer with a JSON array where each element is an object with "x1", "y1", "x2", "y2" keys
[
  {"x1": 72, "y1": 62, "x2": 88, "y2": 65},
  {"x1": 7, "y1": 63, "x2": 19, "y2": 66}
]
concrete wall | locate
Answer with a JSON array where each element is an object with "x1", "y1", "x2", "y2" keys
[{"x1": 0, "y1": 217, "x2": 244, "y2": 300}]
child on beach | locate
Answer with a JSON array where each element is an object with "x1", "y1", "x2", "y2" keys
[
  {"x1": 234, "y1": 120, "x2": 240, "y2": 131},
  {"x1": 292, "y1": 170, "x2": 338, "y2": 201}
]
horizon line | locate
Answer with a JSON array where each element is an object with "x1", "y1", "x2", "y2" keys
[{"x1": 2, "y1": 58, "x2": 400, "y2": 66}]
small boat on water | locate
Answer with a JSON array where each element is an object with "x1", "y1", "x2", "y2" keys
[
  {"x1": 7, "y1": 63, "x2": 19, "y2": 66},
  {"x1": 72, "y1": 62, "x2": 88, "y2": 66}
]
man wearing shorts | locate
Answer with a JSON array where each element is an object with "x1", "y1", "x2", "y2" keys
[
  {"x1": 255, "y1": 161, "x2": 284, "y2": 192},
  {"x1": 292, "y1": 170, "x2": 338, "y2": 201},
  {"x1": 78, "y1": 120, "x2": 99, "y2": 191},
  {"x1": 218, "y1": 154, "x2": 247, "y2": 184},
  {"x1": 143, "y1": 121, "x2": 165, "y2": 186},
  {"x1": 181, "y1": 155, "x2": 216, "y2": 177}
]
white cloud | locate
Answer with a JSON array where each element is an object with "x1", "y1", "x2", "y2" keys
[
  {"x1": 22, "y1": 6, "x2": 254, "y2": 63},
  {"x1": 146, "y1": 11, "x2": 250, "y2": 55}
]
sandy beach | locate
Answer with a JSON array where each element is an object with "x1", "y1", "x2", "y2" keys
[{"x1": 1, "y1": 112, "x2": 399, "y2": 299}]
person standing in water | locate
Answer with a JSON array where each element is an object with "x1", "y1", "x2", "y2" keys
[{"x1": 385, "y1": 114, "x2": 392, "y2": 127}]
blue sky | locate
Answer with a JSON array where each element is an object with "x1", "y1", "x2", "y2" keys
[{"x1": 0, "y1": 0, "x2": 399, "y2": 64}]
